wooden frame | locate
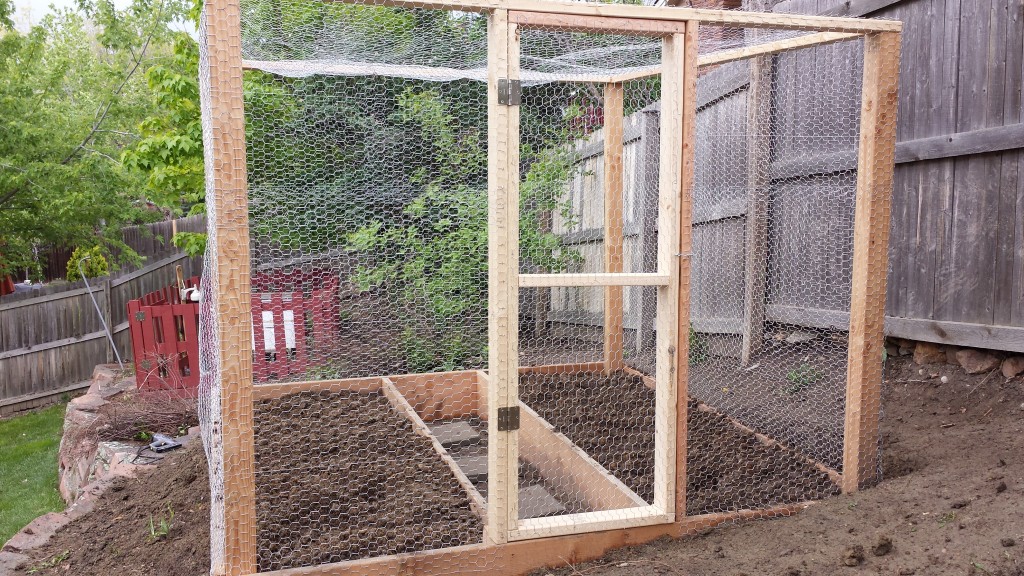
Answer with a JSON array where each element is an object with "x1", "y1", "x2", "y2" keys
[
  {"x1": 842, "y1": 31, "x2": 901, "y2": 494},
  {"x1": 206, "y1": 0, "x2": 901, "y2": 571},
  {"x1": 200, "y1": 0, "x2": 256, "y2": 573},
  {"x1": 324, "y1": 0, "x2": 902, "y2": 33},
  {"x1": 486, "y1": 8, "x2": 521, "y2": 543},
  {"x1": 602, "y1": 81, "x2": 626, "y2": 375}
]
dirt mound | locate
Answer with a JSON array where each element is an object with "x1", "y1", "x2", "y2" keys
[{"x1": 11, "y1": 443, "x2": 210, "y2": 576}]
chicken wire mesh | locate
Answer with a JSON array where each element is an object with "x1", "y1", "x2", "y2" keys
[{"x1": 197, "y1": 0, "x2": 899, "y2": 573}]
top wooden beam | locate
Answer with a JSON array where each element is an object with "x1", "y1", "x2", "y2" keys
[{"x1": 324, "y1": 0, "x2": 902, "y2": 33}]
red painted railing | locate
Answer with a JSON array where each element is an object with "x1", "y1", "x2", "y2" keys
[{"x1": 127, "y1": 271, "x2": 339, "y2": 394}]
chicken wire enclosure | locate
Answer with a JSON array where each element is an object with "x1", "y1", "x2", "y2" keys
[{"x1": 197, "y1": 1, "x2": 901, "y2": 574}]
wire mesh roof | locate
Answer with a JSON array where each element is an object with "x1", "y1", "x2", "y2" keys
[{"x1": 239, "y1": 2, "x2": 849, "y2": 82}]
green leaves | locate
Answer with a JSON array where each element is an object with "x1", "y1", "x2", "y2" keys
[{"x1": 0, "y1": 0, "x2": 189, "y2": 276}]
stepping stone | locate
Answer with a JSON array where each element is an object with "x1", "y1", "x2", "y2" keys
[
  {"x1": 429, "y1": 420, "x2": 481, "y2": 450},
  {"x1": 519, "y1": 485, "x2": 565, "y2": 518},
  {"x1": 453, "y1": 454, "x2": 488, "y2": 483}
]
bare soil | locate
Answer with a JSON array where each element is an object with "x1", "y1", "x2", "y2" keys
[
  {"x1": 536, "y1": 357, "x2": 1024, "y2": 576},
  {"x1": 519, "y1": 371, "x2": 840, "y2": 512},
  {"x1": 11, "y1": 356, "x2": 1024, "y2": 576},
  {"x1": 10, "y1": 442, "x2": 210, "y2": 576},
  {"x1": 253, "y1": 390, "x2": 483, "y2": 572}
]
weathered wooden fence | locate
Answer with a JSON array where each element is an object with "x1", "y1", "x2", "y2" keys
[
  {"x1": 550, "y1": 0, "x2": 1024, "y2": 354},
  {"x1": 35, "y1": 214, "x2": 207, "y2": 282},
  {"x1": 0, "y1": 252, "x2": 203, "y2": 414}
]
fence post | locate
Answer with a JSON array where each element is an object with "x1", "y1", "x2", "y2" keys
[
  {"x1": 102, "y1": 277, "x2": 114, "y2": 364},
  {"x1": 201, "y1": 0, "x2": 258, "y2": 571}
]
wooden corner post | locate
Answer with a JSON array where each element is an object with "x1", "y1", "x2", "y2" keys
[
  {"x1": 486, "y1": 8, "x2": 521, "y2": 543},
  {"x1": 603, "y1": 81, "x2": 625, "y2": 374},
  {"x1": 654, "y1": 22, "x2": 698, "y2": 521},
  {"x1": 200, "y1": 0, "x2": 257, "y2": 572},
  {"x1": 843, "y1": 31, "x2": 901, "y2": 494}
]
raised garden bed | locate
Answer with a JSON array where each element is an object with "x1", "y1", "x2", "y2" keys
[
  {"x1": 518, "y1": 370, "x2": 841, "y2": 515},
  {"x1": 253, "y1": 389, "x2": 484, "y2": 572}
]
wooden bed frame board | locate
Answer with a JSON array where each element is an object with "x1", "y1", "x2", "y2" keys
[
  {"x1": 247, "y1": 501, "x2": 815, "y2": 576},
  {"x1": 380, "y1": 377, "x2": 488, "y2": 519}
]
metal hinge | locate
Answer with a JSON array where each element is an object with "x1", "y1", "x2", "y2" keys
[
  {"x1": 497, "y1": 406, "x2": 520, "y2": 431},
  {"x1": 498, "y1": 79, "x2": 521, "y2": 106}
]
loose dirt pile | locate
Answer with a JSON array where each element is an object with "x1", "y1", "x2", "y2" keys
[{"x1": 10, "y1": 443, "x2": 210, "y2": 576}]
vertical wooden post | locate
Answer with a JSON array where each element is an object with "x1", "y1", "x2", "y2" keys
[
  {"x1": 486, "y1": 8, "x2": 520, "y2": 543},
  {"x1": 102, "y1": 277, "x2": 114, "y2": 363},
  {"x1": 654, "y1": 23, "x2": 697, "y2": 519},
  {"x1": 200, "y1": 0, "x2": 257, "y2": 572},
  {"x1": 843, "y1": 31, "x2": 901, "y2": 494},
  {"x1": 603, "y1": 81, "x2": 625, "y2": 375},
  {"x1": 740, "y1": 6, "x2": 772, "y2": 367}
]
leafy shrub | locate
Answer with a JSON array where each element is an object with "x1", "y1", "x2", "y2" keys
[
  {"x1": 66, "y1": 246, "x2": 109, "y2": 281},
  {"x1": 347, "y1": 88, "x2": 582, "y2": 371}
]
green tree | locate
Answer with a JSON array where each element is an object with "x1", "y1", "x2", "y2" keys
[
  {"x1": 347, "y1": 89, "x2": 582, "y2": 372},
  {"x1": 0, "y1": 0, "x2": 187, "y2": 278},
  {"x1": 122, "y1": 32, "x2": 205, "y2": 255}
]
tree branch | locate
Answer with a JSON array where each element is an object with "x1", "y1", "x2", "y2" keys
[{"x1": 61, "y1": 0, "x2": 165, "y2": 165}]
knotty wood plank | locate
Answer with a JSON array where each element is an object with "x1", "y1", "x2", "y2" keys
[
  {"x1": 843, "y1": 31, "x2": 901, "y2": 494},
  {"x1": 321, "y1": 0, "x2": 903, "y2": 32}
]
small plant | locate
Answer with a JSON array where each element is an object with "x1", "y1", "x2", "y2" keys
[
  {"x1": 148, "y1": 505, "x2": 175, "y2": 541},
  {"x1": 785, "y1": 363, "x2": 822, "y2": 394},
  {"x1": 65, "y1": 246, "x2": 109, "y2": 282},
  {"x1": 937, "y1": 511, "x2": 956, "y2": 527},
  {"x1": 689, "y1": 325, "x2": 709, "y2": 365},
  {"x1": 28, "y1": 550, "x2": 70, "y2": 573}
]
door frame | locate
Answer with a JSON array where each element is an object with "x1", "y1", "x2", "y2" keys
[{"x1": 486, "y1": 9, "x2": 699, "y2": 543}]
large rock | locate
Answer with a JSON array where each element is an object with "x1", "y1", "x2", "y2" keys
[
  {"x1": 913, "y1": 341, "x2": 946, "y2": 365},
  {"x1": 956, "y1": 349, "x2": 1001, "y2": 375},
  {"x1": 1002, "y1": 356, "x2": 1024, "y2": 379},
  {"x1": 57, "y1": 365, "x2": 136, "y2": 503}
]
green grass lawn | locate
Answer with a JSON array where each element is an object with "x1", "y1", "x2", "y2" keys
[{"x1": 0, "y1": 404, "x2": 67, "y2": 543}]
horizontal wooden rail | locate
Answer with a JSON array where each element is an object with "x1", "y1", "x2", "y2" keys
[
  {"x1": 510, "y1": 10, "x2": 687, "y2": 35},
  {"x1": 607, "y1": 31, "x2": 864, "y2": 83},
  {"x1": 509, "y1": 506, "x2": 673, "y2": 541},
  {"x1": 698, "y1": 31, "x2": 862, "y2": 67},
  {"x1": 773, "y1": 123, "x2": 1024, "y2": 179},
  {"x1": 321, "y1": 0, "x2": 902, "y2": 32},
  {"x1": 0, "y1": 330, "x2": 107, "y2": 361},
  {"x1": 248, "y1": 500, "x2": 816, "y2": 576},
  {"x1": 519, "y1": 273, "x2": 669, "y2": 287}
]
